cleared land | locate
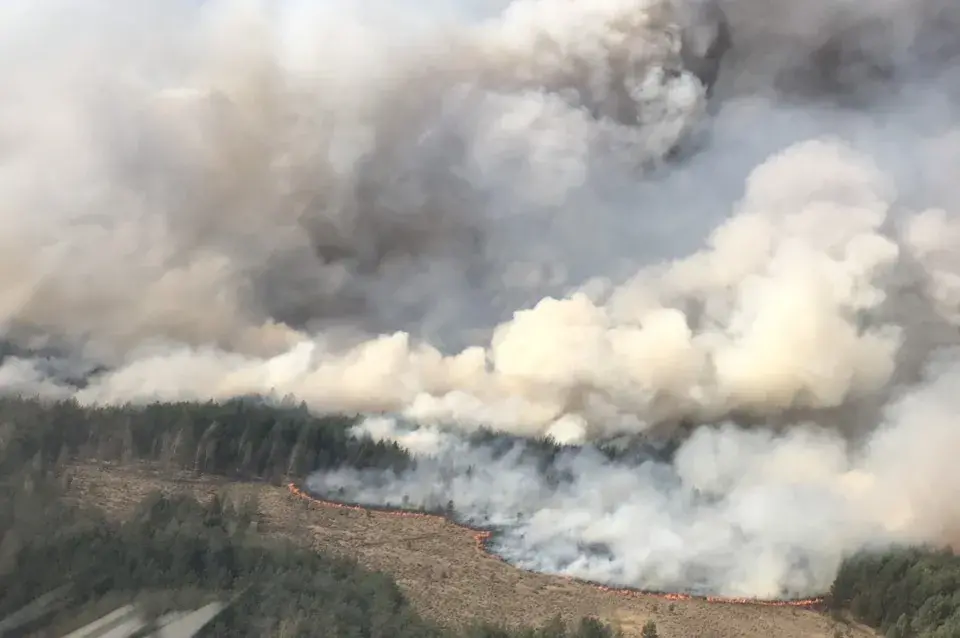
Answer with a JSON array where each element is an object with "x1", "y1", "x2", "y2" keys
[{"x1": 64, "y1": 462, "x2": 875, "y2": 638}]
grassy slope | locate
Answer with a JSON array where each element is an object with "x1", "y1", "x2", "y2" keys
[{"x1": 63, "y1": 461, "x2": 876, "y2": 638}]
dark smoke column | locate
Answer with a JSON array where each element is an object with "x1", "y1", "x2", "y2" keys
[{"x1": 677, "y1": 0, "x2": 732, "y2": 97}]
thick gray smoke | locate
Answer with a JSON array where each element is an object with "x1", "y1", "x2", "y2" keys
[
  {"x1": 309, "y1": 369, "x2": 960, "y2": 598},
  {"x1": 4, "y1": 0, "x2": 960, "y2": 599}
]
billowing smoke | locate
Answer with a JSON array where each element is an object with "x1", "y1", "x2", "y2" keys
[
  {"x1": 308, "y1": 363, "x2": 960, "y2": 599},
  {"x1": 3, "y1": 0, "x2": 960, "y2": 599}
]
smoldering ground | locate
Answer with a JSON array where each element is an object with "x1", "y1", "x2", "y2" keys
[
  {"x1": 3, "y1": 0, "x2": 960, "y2": 599},
  {"x1": 309, "y1": 364, "x2": 960, "y2": 599}
]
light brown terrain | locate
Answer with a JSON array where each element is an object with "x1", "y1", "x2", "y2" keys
[{"x1": 64, "y1": 462, "x2": 875, "y2": 638}]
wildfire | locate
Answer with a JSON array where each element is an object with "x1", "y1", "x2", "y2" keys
[{"x1": 286, "y1": 483, "x2": 824, "y2": 610}]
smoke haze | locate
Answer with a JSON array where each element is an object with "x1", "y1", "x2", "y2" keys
[{"x1": 4, "y1": 0, "x2": 960, "y2": 599}]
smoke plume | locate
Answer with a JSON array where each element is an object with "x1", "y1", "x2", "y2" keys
[{"x1": 3, "y1": 0, "x2": 960, "y2": 599}]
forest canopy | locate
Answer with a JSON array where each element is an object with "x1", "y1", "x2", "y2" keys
[
  {"x1": 0, "y1": 396, "x2": 621, "y2": 637},
  {"x1": 1, "y1": 395, "x2": 957, "y2": 637}
]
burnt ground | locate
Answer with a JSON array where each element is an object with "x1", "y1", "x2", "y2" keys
[{"x1": 63, "y1": 462, "x2": 875, "y2": 638}]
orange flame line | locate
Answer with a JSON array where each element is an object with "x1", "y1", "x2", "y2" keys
[{"x1": 287, "y1": 482, "x2": 825, "y2": 609}]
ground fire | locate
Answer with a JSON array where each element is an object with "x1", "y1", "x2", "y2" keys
[{"x1": 287, "y1": 483, "x2": 825, "y2": 610}]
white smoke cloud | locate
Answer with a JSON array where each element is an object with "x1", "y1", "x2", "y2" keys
[
  {"x1": 0, "y1": 0, "x2": 708, "y2": 358},
  {"x1": 308, "y1": 362, "x2": 960, "y2": 599},
  {"x1": 69, "y1": 139, "x2": 912, "y2": 442},
  {"x1": 3, "y1": 0, "x2": 960, "y2": 599}
]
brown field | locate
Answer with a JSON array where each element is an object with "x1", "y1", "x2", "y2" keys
[{"x1": 64, "y1": 462, "x2": 875, "y2": 638}]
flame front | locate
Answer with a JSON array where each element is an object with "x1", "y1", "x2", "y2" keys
[{"x1": 286, "y1": 483, "x2": 825, "y2": 609}]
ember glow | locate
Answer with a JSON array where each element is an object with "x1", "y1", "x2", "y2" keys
[{"x1": 287, "y1": 483, "x2": 824, "y2": 608}]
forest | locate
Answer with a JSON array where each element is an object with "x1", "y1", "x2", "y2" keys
[
  {"x1": 0, "y1": 395, "x2": 956, "y2": 637},
  {"x1": 0, "y1": 396, "x2": 625, "y2": 637},
  {"x1": 829, "y1": 547, "x2": 960, "y2": 637},
  {"x1": 1, "y1": 477, "x2": 621, "y2": 637}
]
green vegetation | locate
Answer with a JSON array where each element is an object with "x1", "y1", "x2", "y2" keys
[
  {"x1": 829, "y1": 547, "x2": 960, "y2": 638},
  {"x1": 1, "y1": 485, "x2": 618, "y2": 637},
  {"x1": 0, "y1": 396, "x2": 409, "y2": 480},
  {"x1": 0, "y1": 396, "x2": 621, "y2": 637},
  {"x1": 3, "y1": 395, "x2": 960, "y2": 638}
]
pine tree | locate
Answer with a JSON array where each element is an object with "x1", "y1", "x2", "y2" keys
[{"x1": 287, "y1": 438, "x2": 308, "y2": 477}]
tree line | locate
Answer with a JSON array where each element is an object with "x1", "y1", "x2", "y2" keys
[
  {"x1": 0, "y1": 395, "x2": 410, "y2": 481},
  {"x1": 1, "y1": 476, "x2": 622, "y2": 637},
  {"x1": 3, "y1": 394, "x2": 956, "y2": 637},
  {"x1": 829, "y1": 546, "x2": 960, "y2": 637},
  {"x1": 0, "y1": 396, "x2": 627, "y2": 637}
]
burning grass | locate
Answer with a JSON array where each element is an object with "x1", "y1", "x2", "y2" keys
[
  {"x1": 287, "y1": 482, "x2": 825, "y2": 610},
  {"x1": 64, "y1": 463, "x2": 873, "y2": 638}
]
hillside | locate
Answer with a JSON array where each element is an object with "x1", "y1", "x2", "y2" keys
[{"x1": 62, "y1": 461, "x2": 873, "y2": 638}]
